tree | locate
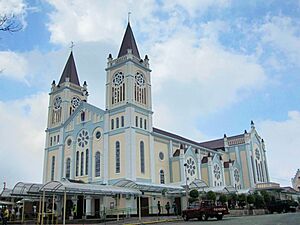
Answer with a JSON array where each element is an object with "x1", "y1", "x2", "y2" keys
[
  {"x1": 219, "y1": 194, "x2": 228, "y2": 204},
  {"x1": 228, "y1": 193, "x2": 238, "y2": 209},
  {"x1": 206, "y1": 191, "x2": 216, "y2": 201},
  {"x1": 238, "y1": 194, "x2": 247, "y2": 208},
  {"x1": 0, "y1": 14, "x2": 22, "y2": 33},
  {"x1": 260, "y1": 190, "x2": 271, "y2": 205},
  {"x1": 253, "y1": 192, "x2": 265, "y2": 209},
  {"x1": 189, "y1": 189, "x2": 199, "y2": 203},
  {"x1": 247, "y1": 194, "x2": 255, "y2": 205}
]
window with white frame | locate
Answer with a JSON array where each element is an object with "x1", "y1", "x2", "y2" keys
[
  {"x1": 116, "y1": 141, "x2": 120, "y2": 173},
  {"x1": 160, "y1": 170, "x2": 165, "y2": 184},
  {"x1": 66, "y1": 158, "x2": 70, "y2": 179},
  {"x1": 95, "y1": 151, "x2": 100, "y2": 177},
  {"x1": 140, "y1": 141, "x2": 145, "y2": 173}
]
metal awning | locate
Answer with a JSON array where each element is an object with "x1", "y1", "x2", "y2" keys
[
  {"x1": 39, "y1": 179, "x2": 141, "y2": 196},
  {"x1": 11, "y1": 182, "x2": 42, "y2": 197},
  {"x1": 113, "y1": 179, "x2": 184, "y2": 193},
  {"x1": 188, "y1": 179, "x2": 209, "y2": 190},
  {"x1": 203, "y1": 186, "x2": 235, "y2": 193},
  {"x1": 0, "y1": 188, "x2": 12, "y2": 198}
]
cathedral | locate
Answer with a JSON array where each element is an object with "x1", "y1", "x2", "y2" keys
[{"x1": 42, "y1": 23, "x2": 270, "y2": 216}]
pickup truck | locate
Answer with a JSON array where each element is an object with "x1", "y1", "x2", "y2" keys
[{"x1": 182, "y1": 200, "x2": 229, "y2": 221}]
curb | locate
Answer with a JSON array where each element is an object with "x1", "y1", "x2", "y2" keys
[{"x1": 125, "y1": 218, "x2": 181, "y2": 225}]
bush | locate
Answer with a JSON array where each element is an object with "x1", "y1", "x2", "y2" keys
[
  {"x1": 189, "y1": 189, "x2": 199, "y2": 199},
  {"x1": 206, "y1": 191, "x2": 216, "y2": 201},
  {"x1": 219, "y1": 194, "x2": 228, "y2": 204},
  {"x1": 254, "y1": 194, "x2": 265, "y2": 209},
  {"x1": 247, "y1": 194, "x2": 255, "y2": 205},
  {"x1": 238, "y1": 194, "x2": 246, "y2": 208}
]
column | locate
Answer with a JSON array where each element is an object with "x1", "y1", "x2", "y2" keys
[{"x1": 85, "y1": 196, "x2": 92, "y2": 216}]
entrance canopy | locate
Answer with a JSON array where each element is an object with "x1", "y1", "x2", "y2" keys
[
  {"x1": 189, "y1": 179, "x2": 209, "y2": 190},
  {"x1": 39, "y1": 179, "x2": 141, "y2": 196},
  {"x1": 11, "y1": 182, "x2": 43, "y2": 197},
  {"x1": 0, "y1": 188, "x2": 12, "y2": 198},
  {"x1": 113, "y1": 179, "x2": 184, "y2": 193}
]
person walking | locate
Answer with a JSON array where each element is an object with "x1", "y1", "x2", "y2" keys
[
  {"x1": 165, "y1": 202, "x2": 170, "y2": 216},
  {"x1": 2, "y1": 207, "x2": 9, "y2": 225},
  {"x1": 157, "y1": 201, "x2": 161, "y2": 215},
  {"x1": 172, "y1": 201, "x2": 177, "y2": 216}
]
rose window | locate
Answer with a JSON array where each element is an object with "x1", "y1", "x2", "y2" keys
[
  {"x1": 185, "y1": 157, "x2": 196, "y2": 176},
  {"x1": 214, "y1": 164, "x2": 221, "y2": 180},
  {"x1": 234, "y1": 169, "x2": 240, "y2": 182},
  {"x1": 135, "y1": 72, "x2": 145, "y2": 86},
  {"x1": 255, "y1": 149, "x2": 260, "y2": 160},
  {"x1": 113, "y1": 72, "x2": 124, "y2": 86},
  {"x1": 77, "y1": 130, "x2": 89, "y2": 148}
]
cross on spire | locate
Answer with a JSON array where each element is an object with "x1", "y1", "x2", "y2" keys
[
  {"x1": 70, "y1": 41, "x2": 75, "y2": 51},
  {"x1": 128, "y1": 12, "x2": 131, "y2": 24}
]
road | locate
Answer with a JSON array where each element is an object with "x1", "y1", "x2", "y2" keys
[{"x1": 167, "y1": 212, "x2": 300, "y2": 225}]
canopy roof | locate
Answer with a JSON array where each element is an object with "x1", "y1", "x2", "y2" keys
[
  {"x1": 39, "y1": 180, "x2": 141, "y2": 196},
  {"x1": 11, "y1": 182, "x2": 42, "y2": 197},
  {"x1": 113, "y1": 179, "x2": 183, "y2": 193},
  {"x1": 189, "y1": 179, "x2": 209, "y2": 190},
  {"x1": 0, "y1": 188, "x2": 12, "y2": 198}
]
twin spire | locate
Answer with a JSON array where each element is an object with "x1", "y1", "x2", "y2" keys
[{"x1": 58, "y1": 22, "x2": 140, "y2": 86}]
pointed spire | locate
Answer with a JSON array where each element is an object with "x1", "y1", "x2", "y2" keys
[
  {"x1": 118, "y1": 23, "x2": 140, "y2": 59},
  {"x1": 58, "y1": 52, "x2": 80, "y2": 86}
]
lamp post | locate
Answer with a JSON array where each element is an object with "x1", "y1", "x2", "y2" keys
[{"x1": 184, "y1": 163, "x2": 189, "y2": 207}]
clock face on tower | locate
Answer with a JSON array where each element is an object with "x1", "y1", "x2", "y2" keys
[
  {"x1": 135, "y1": 72, "x2": 145, "y2": 86},
  {"x1": 113, "y1": 72, "x2": 124, "y2": 86},
  {"x1": 53, "y1": 96, "x2": 62, "y2": 110},
  {"x1": 71, "y1": 96, "x2": 81, "y2": 109}
]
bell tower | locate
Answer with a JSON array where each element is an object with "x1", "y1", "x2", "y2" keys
[
  {"x1": 105, "y1": 23, "x2": 152, "y2": 113},
  {"x1": 47, "y1": 51, "x2": 88, "y2": 129}
]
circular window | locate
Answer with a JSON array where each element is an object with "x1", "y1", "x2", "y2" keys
[
  {"x1": 67, "y1": 139, "x2": 72, "y2": 146},
  {"x1": 95, "y1": 131, "x2": 101, "y2": 139},
  {"x1": 159, "y1": 152, "x2": 164, "y2": 160},
  {"x1": 186, "y1": 158, "x2": 196, "y2": 176},
  {"x1": 77, "y1": 130, "x2": 89, "y2": 148}
]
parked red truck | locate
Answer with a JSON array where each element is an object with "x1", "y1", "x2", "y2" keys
[{"x1": 182, "y1": 200, "x2": 229, "y2": 221}]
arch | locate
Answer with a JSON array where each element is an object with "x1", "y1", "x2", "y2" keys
[
  {"x1": 66, "y1": 158, "x2": 71, "y2": 179},
  {"x1": 95, "y1": 151, "x2": 101, "y2": 177},
  {"x1": 85, "y1": 149, "x2": 89, "y2": 175},
  {"x1": 116, "y1": 141, "x2": 120, "y2": 173},
  {"x1": 140, "y1": 141, "x2": 145, "y2": 173},
  {"x1": 76, "y1": 151, "x2": 79, "y2": 176},
  {"x1": 116, "y1": 117, "x2": 119, "y2": 128},
  {"x1": 51, "y1": 156, "x2": 55, "y2": 181},
  {"x1": 160, "y1": 170, "x2": 165, "y2": 184}
]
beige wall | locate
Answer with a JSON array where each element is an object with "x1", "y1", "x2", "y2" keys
[
  {"x1": 47, "y1": 150, "x2": 59, "y2": 182},
  {"x1": 240, "y1": 151, "x2": 250, "y2": 188},
  {"x1": 154, "y1": 140, "x2": 169, "y2": 184},
  {"x1": 172, "y1": 161, "x2": 180, "y2": 183},
  {"x1": 201, "y1": 167, "x2": 209, "y2": 185}
]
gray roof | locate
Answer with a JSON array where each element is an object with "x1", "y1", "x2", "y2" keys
[
  {"x1": 118, "y1": 23, "x2": 140, "y2": 59},
  {"x1": 58, "y1": 51, "x2": 80, "y2": 86}
]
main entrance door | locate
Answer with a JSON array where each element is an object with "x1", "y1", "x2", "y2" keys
[
  {"x1": 175, "y1": 197, "x2": 182, "y2": 215},
  {"x1": 137, "y1": 197, "x2": 149, "y2": 216}
]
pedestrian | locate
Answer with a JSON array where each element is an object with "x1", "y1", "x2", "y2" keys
[
  {"x1": 165, "y1": 202, "x2": 170, "y2": 216},
  {"x1": 157, "y1": 201, "x2": 161, "y2": 215},
  {"x1": 172, "y1": 201, "x2": 177, "y2": 216},
  {"x1": 2, "y1": 207, "x2": 9, "y2": 225}
]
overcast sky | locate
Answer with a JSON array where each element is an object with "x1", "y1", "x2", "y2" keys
[{"x1": 0, "y1": 0, "x2": 300, "y2": 188}]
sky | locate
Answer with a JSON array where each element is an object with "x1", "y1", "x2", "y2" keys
[{"x1": 0, "y1": 0, "x2": 299, "y2": 188}]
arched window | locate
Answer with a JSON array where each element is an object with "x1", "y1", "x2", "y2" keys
[
  {"x1": 81, "y1": 152, "x2": 84, "y2": 176},
  {"x1": 116, "y1": 141, "x2": 120, "y2": 173},
  {"x1": 116, "y1": 117, "x2": 119, "y2": 128},
  {"x1": 140, "y1": 118, "x2": 143, "y2": 128},
  {"x1": 111, "y1": 119, "x2": 114, "y2": 130},
  {"x1": 66, "y1": 158, "x2": 71, "y2": 179},
  {"x1": 76, "y1": 151, "x2": 79, "y2": 176},
  {"x1": 144, "y1": 119, "x2": 147, "y2": 130},
  {"x1": 121, "y1": 116, "x2": 124, "y2": 127},
  {"x1": 95, "y1": 151, "x2": 100, "y2": 177},
  {"x1": 51, "y1": 156, "x2": 55, "y2": 181},
  {"x1": 140, "y1": 141, "x2": 145, "y2": 173},
  {"x1": 85, "y1": 149, "x2": 89, "y2": 175},
  {"x1": 160, "y1": 170, "x2": 165, "y2": 184},
  {"x1": 81, "y1": 111, "x2": 85, "y2": 121},
  {"x1": 135, "y1": 116, "x2": 138, "y2": 127}
]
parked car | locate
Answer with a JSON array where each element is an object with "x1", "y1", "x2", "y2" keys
[{"x1": 182, "y1": 200, "x2": 229, "y2": 221}]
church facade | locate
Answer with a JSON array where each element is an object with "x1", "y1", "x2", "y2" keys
[{"x1": 42, "y1": 23, "x2": 270, "y2": 214}]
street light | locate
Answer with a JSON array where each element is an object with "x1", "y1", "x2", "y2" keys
[{"x1": 184, "y1": 163, "x2": 189, "y2": 207}]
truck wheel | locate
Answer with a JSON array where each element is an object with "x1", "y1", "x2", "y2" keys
[
  {"x1": 216, "y1": 215, "x2": 223, "y2": 220},
  {"x1": 201, "y1": 213, "x2": 208, "y2": 221},
  {"x1": 183, "y1": 214, "x2": 189, "y2": 221}
]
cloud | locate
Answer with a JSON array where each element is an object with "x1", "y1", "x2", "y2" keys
[
  {"x1": 259, "y1": 15, "x2": 300, "y2": 67},
  {"x1": 0, "y1": 51, "x2": 29, "y2": 82},
  {"x1": 161, "y1": 0, "x2": 231, "y2": 17},
  {"x1": 258, "y1": 111, "x2": 300, "y2": 186},
  {"x1": 46, "y1": 0, "x2": 157, "y2": 45},
  {"x1": 0, "y1": 0, "x2": 28, "y2": 28},
  {"x1": 0, "y1": 92, "x2": 48, "y2": 187},
  {"x1": 150, "y1": 25, "x2": 266, "y2": 139}
]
